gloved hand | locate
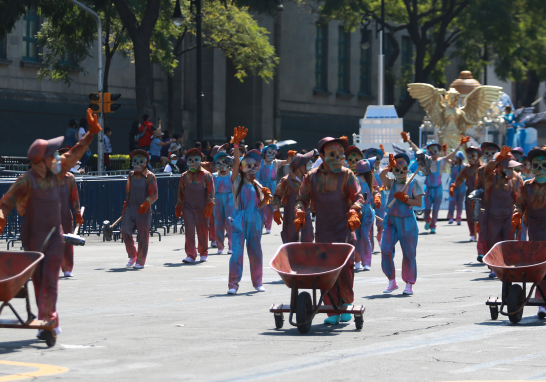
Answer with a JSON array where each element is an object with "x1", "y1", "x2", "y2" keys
[
  {"x1": 442, "y1": 144, "x2": 447, "y2": 154},
  {"x1": 86, "y1": 108, "x2": 102, "y2": 134},
  {"x1": 75, "y1": 212, "x2": 84, "y2": 226},
  {"x1": 230, "y1": 126, "x2": 248, "y2": 145},
  {"x1": 449, "y1": 183, "x2": 456, "y2": 197},
  {"x1": 288, "y1": 150, "x2": 297, "y2": 157},
  {"x1": 204, "y1": 201, "x2": 214, "y2": 218},
  {"x1": 401, "y1": 132, "x2": 409, "y2": 143},
  {"x1": 138, "y1": 201, "x2": 150, "y2": 215},
  {"x1": 273, "y1": 209, "x2": 284, "y2": 225},
  {"x1": 380, "y1": 144, "x2": 386, "y2": 155},
  {"x1": 512, "y1": 212, "x2": 522, "y2": 232},
  {"x1": 175, "y1": 204, "x2": 183, "y2": 218},
  {"x1": 262, "y1": 187, "x2": 272, "y2": 204},
  {"x1": 122, "y1": 201, "x2": 128, "y2": 214},
  {"x1": 497, "y1": 145, "x2": 512, "y2": 162},
  {"x1": 347, "y1": 210, "x2": 361, "y2": 231},
  {"x1": 294, "y1": 211, "x2": 306, "y2": 231},
  {"x1": 388, "y1": 153, "x2": 396, "y2": 171},
  {"x1": 0, "y1": 217, "x2": 6, "y2": 235},
  {"x1": 374, "y1": 194, "x2": 381, "y2": 209},
  {"x1": 394, "y1": 192, "x2": 409, "y2": 204},
  {"x1": 459, "y1": 135, "x2": 470, "y2": 144}
]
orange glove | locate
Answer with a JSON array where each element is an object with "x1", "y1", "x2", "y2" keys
[
  {"x1": 122, "y1": 201, "x2": 128, "y2": 214},
  {"x1": 380, "y1": 144, "x2": 386, "y2": 155},
  {"x1": 262, "y1": 187, "x2": 272, "y2": 204},
  {"x1": 288, "y1": 150, "x2": 297, "y2": 157},
  {"x1": 401, "y1": 131, "x2": 409, "y2": 143},
  {"x1": 86, "y1": 108, "x2": 102, "y2": 134},
  {"x1": 230, "y1": 126, "x2": 248, "y2": 145},
  {"x1": 273, "y1": 209, "x2": 284, "y2": 225},
  {"x1": 449, "y1": 183, "x2": 456, "y2": 198},
  {"x1": 459, "y1": 135, "x2": 470, "y2": 144},
  {"x1": 497, "y1": 145, "x2": 512, "y2": 162},
  {"x1": 388, "y1": 153, "x2": 396, "y2": 171},
  {"x1": 347, "y1": 210, "x2": 361, "y2": 231},
  {"x1": 138, "y1": 201, "x2": 150, "y2": 215},
  {"x1": 0, "y1": 217, "x2": 6, "y2": 235},
  {"x1": 512, "y1": 212, "x2": 522, "y2": 232},
  {"x1": 394, "y1": 192, "x2": 409, "y2": 204},
  {"x1": 75, "y1": 212, "x2": 84, "y2": 226},
  {"x1": 294, "y1": 210, "x2": 306, "y2": 231},
  {"x1": 442, "y1": 144, "x2": 447, "y2": 154},
  {"x1": 374, "y1": 194, "x2": 381, "y2": 209},
  {"x1": 175, "y1": 204, "x2": 183, "y2": 218},
  {"x1": 204, "y1": 201, "x2": 214, "y2": 218}
]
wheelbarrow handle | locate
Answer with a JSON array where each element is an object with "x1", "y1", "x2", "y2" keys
[{"x1": 40, "y1": 227, "x2": 57, "y2": 253}]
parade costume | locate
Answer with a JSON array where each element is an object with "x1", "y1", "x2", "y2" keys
[
  {"x1": 447, "y1": 152, "x2": 466, "y2": 225},
  {"x1": 212, "y1": 151, "x2": 234, "y2": 254},
  {"x1": 355, "y1": 158, "x2": 379, "y2": 271},
  {"x1": 227, "y1": 128, "x2": 271, "y2": 294},
  {"x1": 206, "y1": 144, "x2": 229, "y2": 247},
  {"x1": 295, "y1": 137, "x2": 364, "y2": 324},
  {"x1": 122, "y1": 150, "x2": 159, "y2": 268},
  {"x1": 379, "y1": 153, "x2": 425, "y2": 295},
  {"x1": 272, "y1": 151, "x2": 315, "y2": 243},
  {"x1": 0, "y1": 108, "x2": 99, "y2": 334},
  {"x1": 366, "y1": 148, "x2": 386, "y2": 244},
  {"x1": 175, "y1": 148, "x2": 215, "y2": 263}
]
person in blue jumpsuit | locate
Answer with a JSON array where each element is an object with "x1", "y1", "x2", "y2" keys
[{"x1": 366, "y1": 148, "x2": 386, "y2": 245}]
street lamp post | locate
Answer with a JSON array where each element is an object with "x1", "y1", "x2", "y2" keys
[{"x1": 360, "y1": 0, "x2": 385, "y2": 106}]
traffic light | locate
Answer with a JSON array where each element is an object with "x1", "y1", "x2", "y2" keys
[
  {"x1": 89, "y1": 93, "x2": 101, "y2": 112},
  {"x1": 104, "y1": 93, "x2": 122, "y2": 113}
]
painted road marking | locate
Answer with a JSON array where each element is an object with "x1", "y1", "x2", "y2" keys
[
  {"x1": 450, "y1": 351, "x2": 546, "y2": 374},
  {"x1": 0, "y1": 360, "x2": 68, "y2": 381}
]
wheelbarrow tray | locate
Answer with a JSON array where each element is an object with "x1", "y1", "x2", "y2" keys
[
  {"x1": 0, "y1": 251, "x2": 44, "y2": 302},
  {"x1": 483, "y1": 241, "x2": 546, "y2": 283},
  {"x1": 270, "y1": 242, "x2": 354, "y2": 290}
]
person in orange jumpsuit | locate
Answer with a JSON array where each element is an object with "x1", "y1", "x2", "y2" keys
[{"x1": 0, "y1": 108, "x2": 100, "y2": 339}]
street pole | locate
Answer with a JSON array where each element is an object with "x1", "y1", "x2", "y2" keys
[
  {"x1": 66, "y1": 0, "x2": 103, "y2": 173},
  {"x1": 378, "y1": 0, "x2": 384, "y2": 106},
  {"x1": 195, "y1": 0, "x2": 203, "y2": 143}
]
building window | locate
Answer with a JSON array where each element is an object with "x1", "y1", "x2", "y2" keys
[
  {"x1": 22, "y1": 7, "x2": 40, "y2": 62},
  {"x1": 315, "y1": 24, "x2": 328, "y2": 91},
  {"x1": 359, "y1": 29, "x2": 372, "y2": 96},
  {"x1": 400, "y1": 36, "x2": 413, "y2": 100},
  {"x1": 337, "y1": 27, "x2": 350, "y2": 93}
]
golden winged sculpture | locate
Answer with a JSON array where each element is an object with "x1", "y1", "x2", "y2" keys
[{"x1": 407, "y1": 83, "x2": 502, "y2": 150}]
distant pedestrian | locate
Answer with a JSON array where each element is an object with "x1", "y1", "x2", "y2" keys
[
  {"x1": 138, "y1": 115, "x2": 157, "y2": 152},
  {"x1": 255, "y1": 141, "x2": 264, "y2": 152},
  {"x1": 164, "y1": 153, "x2": 181, "y2": 174},
  {"x1": 160, "y1": 131, "x2": 172, "y2": 158},
  {"x1": 150, "y1": 129, "x2": 174, "y2": 168},
  {"x1": 78, "y1": 118, "x2": 91, "y2": 168},
  {"x1": 104, "y1": 127, "x2": 112, "y2": 170},
  {"x1": 129, "y1": 121, "x2": 140, "y2": 152},
  {"x1": 64, "y1": 119, "x2": 78, "y2": 148}
]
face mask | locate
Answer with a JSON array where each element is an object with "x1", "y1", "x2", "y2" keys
[
  {"x1": 429, "y1": 148, "x2": 439, "y2": 159},
  {"x1": 503, "y1": 167, "x2": 514, "y2": 178},
  {"x1": 483, "y1": 148, "x2": 498, "y2": 163},
  {"x1": 467, "y1": 151, "x2": 478, "y2": 165},
  {"x1": 50, "y1": 151, "x2": 62, "y2": 174},
  {"x1": 171, "y1": 160, "x2": 177, "y2": 165},
  {"x1": 323, "y1": 142, "x2": 345, "y2": 173},
  {"x1": 373, "y1": 159, "x2": 381, "y2": 171},
  {"x1": 215, "y1": 157, "x2": 228, "y2": 172},
  {"x1": 264, "y1": 148, "x2": 276, "y2": 163},
  {"x1": 132, "y1": 154, "x2": 147, "y2": 173},
  {"x1": 187, "y1": 155, "x2": 202, "y2": 172},
  {"x1": 393, "y1": 159, "x2": 409, "y2": 183},
  {"x1": 306, "y1": 161, "x2": 313, "y2": 171},
  {"x1": 532, "y1": 156, "x2": 546, "y2": 183},
  {"x1": 347, "y1": 152, "x2": 362, "y2": 173},
  {"x1": 241, "y1": 157, "x2": 258, "y2": 180}
]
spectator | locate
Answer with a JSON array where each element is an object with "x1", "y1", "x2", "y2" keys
[
  {"x1": 195, "y1": 141, "x2": 202, "y2": 150},
  {"x1": 103, "y1": 127, "x2": 112, "y2": 170},
  {"x1": 202, "y1": 141, "x2": 211, "y2": 160},
  {"x1": 64, "y1": 119, "x2": 78, "y2": 148},
  {"x1": 255, "y1": 141, "x2": 264, "y2": 152},
  {"x1": 78, "y1": 118, "x2": 91, "y2": 168},
  {"x1": 170, "y1": 133, "x2": 183, "y2": 156},
  {"x1": 78, "y1": 118, "x2": 88, "y2": 141},
  {"x1": 160, "y1": 131, "x2": 172, "y2": 158},
  {"x1": 300, "y1": 149, "x2": 308, "y2": 154},
  {"x1": 150, "y1": 129, "x2": 174, "y2": 168},
  {"x1": 129, "y1": 121, "x2": 140, "y2": 152},
  {"x1": 164, "y1": 153, "x2": 181, "y2": 174},
  {"x1": 138, "y1": 115, "x2": 157, "y2": 151}
]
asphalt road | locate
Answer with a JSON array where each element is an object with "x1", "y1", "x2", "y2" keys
[{"x1": 1, "y1": 212, "x2": 545, "y2": 382}]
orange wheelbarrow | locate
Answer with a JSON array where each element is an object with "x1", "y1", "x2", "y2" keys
[
  {"x1": 269, "y1": 242, "x2": 365, "y2": 333},
  {"x1": 484, "y1": 241, "x2": 546, "y2": 323}
]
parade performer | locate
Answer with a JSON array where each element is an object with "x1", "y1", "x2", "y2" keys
[
  {"x1": 272, "y1": 151, "x2": 315, "y2": 243},
  {"x1": 257, "y1": 144, "x2": 293, "y2": 234},
  {"x1": 402, "y1": 132, "x2": 468, "y2": 233},
  {"x1": 366, "y1": 147, "x2": 386, "y2": 244},
  {"x1": 212, "y1": 150, "x2": 234, "y2": 255},
  {"x1": 447, "y1": 151, "x2": 466, "y2": 225},
  {"x1": 354, "y1": 158, "x2": 380, "y2": 271},
  {"x1": 295, "y1": 136, "x2": 364, "y2": 325},
  {"x1": 122, "y1": 150, "x2": 158, "y2": 268},
  {"x1": 0, "y1": 108, "x2": 100, "y2": 337},
  {"x1": 175, "y1": 148, "x2": 215, "y2": 263},
  {"x1": 57, "y1": 148, "x2": 83, "y2": 277},
  {"x1": 228, "y1": 127, "x2": 271, "y2": 294},
  {"x1": 450, "y1": 146, "x2": 483, "y2": 241},
  {"x1": 205, "y1": 143, "x2": 229, "y2": 248},
  {"x1": 513, "y1": 147, "x2": 546, "y2": 318},
  {"x1": 380, "y1": 153, "x2": 425, "y2": 295}
]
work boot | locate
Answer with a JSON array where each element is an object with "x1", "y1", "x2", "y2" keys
[
  {"x1": 324, "y1": 315, "x2": 341, "y2": 325},
  {"x1": 403, "y1": 283, "x2": 413, "y2": 295},
  {"x1": 383, "y1": 280, "x2": 399, "y2": 293},
  {"x1": 354, "y1": 262, "x2": 363, "y2": 270},
  {"x1": 340, "y1": 304, "x2": 353, "y2": 322},
  {"x1": 182, "y1": 256, "x2": 195, "y2": 263},
  {"x1": 538, "y1": 306, "x2": 546, "y2": 319}
]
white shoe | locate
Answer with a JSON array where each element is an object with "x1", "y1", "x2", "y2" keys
[
  {"x1": 133, "y1": 264, "x2": 144, "y2": 269},
  {"x1": 265, "y1": 230, "x2": 271, "y2": 234},
  {"x1": 126, "y1": 258, "x2": 136, "y2": 267},
  {"x1": 54, "y1": 326, "x2": 62, "y2": 336},
  {"x1": 211, "y1": 240, "x2": 217, "y2": 248},
  {"x1": 538, "y1": 306, "x2": 546, "y2": 319},
  {"x1": 470, "y1": 235, "x2": 475, "y2": 242},
  {"x1": 363, "y1": 265, "x2": 371, "y2": 271},
  {"x1": 403, "y1": 283, "x2": 413, "y2": 295},
  {"x1": 200, "y1": 256, "x2": 208, "y2": 262},
  {"x1": 227, "y1": 288, "x2": 237, "y2": 294},
  {"x1": 448, "y1": 218, "x2": 453, "y2": 224},
  {"x1": 217, "y1": 249, "x2": 223, "y2": 255},
  {"x1": 255, "y1": 285, "x2": 265, "y2": 292},
  {"x1": 64, "y1": 271, "x2": 73, "y2": 277},
  {"x1": 354, "y1": 262, "x2": 363, "y2": 270},
  {"x1": 383, "y1": 280, "x2": 399, "y2": 293},
  {"x1": 228, "y1": 250, "x2": 233, "y2": 254},
  {"x1": 182, "y1": 257, "x2": 195, "y2": 263}
]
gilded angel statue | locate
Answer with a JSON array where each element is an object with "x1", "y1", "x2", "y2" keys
[{"x1": 407, "y1": 84, "x2": 502, "y2": 150}]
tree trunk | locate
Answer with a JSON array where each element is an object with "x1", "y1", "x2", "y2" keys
[
  {"x1": 167, "y1": 74, "x2": 174, "y2": 133},
  {"x1": 273, "y1": 9, "x2": 282, "y2": 140},
  {"x1": 103, "y1": 54, "x2": 112, "y2": 93},
  {"x1": 133, "y1": 42, "x2": 155, "y2": 121},
  {"x1": 524, "y1": 70, "x2": 540, "y2": 108},
  {"x1": 385, "y1": 32, "x2": 400, "y2": 106}
]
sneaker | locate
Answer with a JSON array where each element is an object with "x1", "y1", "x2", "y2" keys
[
  {"x1": 64, "y1": 271, "x2": 73, "y2": 277},
  {"x1": 217, "y1": 249, "x2": 224, "y2": 255},
  {"x1": 424, "y1": 222, "x2": 430, "y2": 230},
  {"x1": 340, "y1": 304, "x2": 353, "y2": 322},
  {"x1": 126, "y1": 258, "x2": 137, "y2": 267},
  {"x1": 38, "y1": 327, "x2": 61, "y2": 339},
  {"x1": 354, "y1": 262, "x2": 363, "y2": 270},
  {"x1": 448, "y1": 219, "x2": 453, "y2": 224},
  {"x1": 324, "y1": 315, "x2": 341, "y2": 325},
  {"x1": 255, "y1": 285, "x2": 265, "y2": 292},
  {"x1": 430, "y1": 228, "x2": 436, "y2": 234},
  {"x1": 403, "y1": 283, "x2": 413, "y2": 295},
  {"x1": 227, "y1": 249, "x2": 233, "y2": 254},
  {"x1": 538, "y1": 306, "x2": 546, "y2": 319},
  {"x1": 489, "y1": 271, "x2": 497, "y2": 278},
  {"x1": 133, "y1": 264, "x2": 144, "y2": 269},
  {"x1": 227, "y1": 288, "x2": 237, "y2": 294},
  {"x1": 265, "y1": 230, "x2": 271, "y2": 234},
  {"x1": 200, "y1": 256, "x2": 208, "y2": 262},
  {"x1": 363, "y1": 265, "x2": 371, "y2": 271},
  {"x1": 211, "y1": 240, "x2": 217, "y2": 248},
  {"x1": 470, "y1": 235, "x2": 475, "y2": 242},
  {"x1": 182, "y1": 257, "x2": 196, "y2": 263},
  {"x1": 457, "y1": 221, "x2": 461, "y2": 225},
  {"x1": 477, "y1": 254, "x2": 484, "y2": 263},
  {"x1": 54, "y1": 326, "x2": 62, "y2": 336},
  {"x1": 383, "y1": 280, "x2": 399, "y2": 293}
]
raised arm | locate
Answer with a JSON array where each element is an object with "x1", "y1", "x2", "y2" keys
[
  {"x1": 230, "y1": 126, "x2": 248, "y2": 183},
  {"x1": 401, "y1": 132, "x2": 419, "y2": 152}
]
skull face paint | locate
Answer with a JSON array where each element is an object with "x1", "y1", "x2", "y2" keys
[
  {"x1": 532, "y1": 155, "x2": 546, "y2": 183},
  {"x1": 499, "y1": 165, "x2": 514, "y2": 179},
  {"x1": 187, "y1": 155, "x2": 202, "y2": 172},
  {"x1": 483, "y1": 147, "x2": 499, "y2": 163},
  {"x1": 215, "y1": 157, "x2": 229, "y2": 174},
  {"x1": 132, "y1": 154, "x2": 148, "y2": 173},
  {"x1": 240, "y1": 157, "x2": 258, "y2": 180},
  {"x1": 428, "y1": 147, "x2": 439, "y2": 160},
  {"x1": 373, "y1": 159, "x2": 382, "y2": 172},
  {"x1": 264, "y1": 147, "x2": 276, "y2": 163},
  {"x1": 467, "y1": 150, "x2": 479, "y2": 165},
  {"x1": 347, "y1": 152, "x2": 363, "y2": 173},
  {"x1": 393, "y1": 158, "x2": 409, "y2": 183},
  {"x1": 322, "y1": 142, "x2": 345, "y2": 173},
  {"x1": 50, "y1": 151, "x2": 62, "y2": 174}
]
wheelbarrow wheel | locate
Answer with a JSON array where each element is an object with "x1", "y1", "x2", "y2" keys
[
  {"x1": 42, "y1": 330, "x2": 56, "y2": 347},
  {"x1": 489, "y1": 305, "x2": 499, "y2": 320},
  {"x1": 354, "y1": 314, "x2": 364, "y2": 330},
  {"x1": 507, "y1": 284, "x2": 524, "y2": 324},
  {"x1": 296, "y1": 292, "x2": 313, "y2": 334},
  {"x1": 274, "y1": 312, "x2": 284, "y2": 329}
]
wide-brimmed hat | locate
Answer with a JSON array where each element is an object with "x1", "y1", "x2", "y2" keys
[
  {"x1": 261, "y1": 144, "x2": 278, "y2": 156},
  {"x1": 480, "y1": 142, "x2": 501, "y2": 152},
  {"x1": 152, "y1": 129, "x2": 163, "y2": 138},
  {"x1": 527, "y1": 148, "x2": 546, "y2": 163},
  {"x1": 465, "y1": 146, "x2": 483, "y2": 157},
  {"x1": 169, "y1": 142, "x2": 182, "y2": 152},
  {"x1": 243, "y1": 149, "x2": 262, "y2": 163},
  {"x1": 426, "y1": 143, "x2": 442, "y2": 152},
  {"x1": 129, "y1": 149, "x2": 150, "y2": 161},
  {"x1": 214, "y1": 151, "x2": 228, "y2": 162},
  {"x1": 356, "y1": 158, "x2": 376, "y2": 173},
  {"x1": 344, "y1": 145, "x2": 363, "y2": 158},
  {"x1": 317, "y1": 137, "x2": 349, "y2": 154},
  {"x1": 27, "y1": 136, "x2": 64, "y2": 163},
  {"x1": 455, "y1": 151, "x2": 465, "y2": 161},
  {"x1": 394, "y1": 153, "x2": 410, "y2": 165},
  {"x1": 185, "y1": 148, "x2": 204, "y2": 159},
  {"x1": 511, "y1": 147, "x2": 524, "y2": 155},
  {"x1": 493, "y1": 153, "x2": 521, "y2": 168},
  {"x1": 289, "y1": 150, "x2": 315, "y2": 170},
  {"x1": 365, "y1": 148, "x2": 383, "y2": 160},
  {"x1": 211, "y1": 143, "x2": 229, "y2": 158}
]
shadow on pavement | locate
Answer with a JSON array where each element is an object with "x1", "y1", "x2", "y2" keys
[
  {"x1": 476, "y1": 316, "x2": 546, "y2": 327},
  {"x1": 206, "y1": 291, "x2": 257, "y2": 298},
  {"x1": 363, "y1": 293, "x2": 412, "y2": 299},
  {"x1": 163, "y1": 262, "x2": 203, "y2": 267},
  {"x1": 264, "y1": 280, "x2": 284, "y2": 285},
  {"x1": 259, "y1": 324, "x2": 352, "y2": 336},
  {"x1": 470, "y1": 277, "x2": 497, "y2": 282},
  {"x1": 452, "y1": 240, "x2": 474, "y2": 243},
  {"x1": 106, "y1": 267, "x2": 138, "y2": 272},
  {"x1": 463, "y1": 262, "x2": 486, "y2": 267},
  {"x1": 0, "y1": 339, "x2": 42, "y2": 354}
]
